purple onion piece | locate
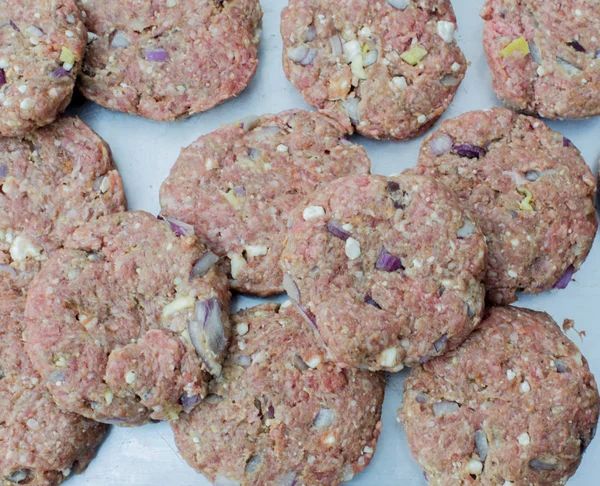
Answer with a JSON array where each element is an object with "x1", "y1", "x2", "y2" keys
[
  {"x1": 297, "y1": 304, "x2": 318, "y2": 330},
  {"x1": 433, "y1": 401, "x2": 459, "y2": 417},
  {"x1": 326, "y1": 219, "x2": 350, "y2": 240},
  {"x1": 433, "y1": 334, "x2": 448, "y2": 354},
  {"x1": 329, "y1": 35, "x2": 343, "y2": 57},
  {"x1": 529, "y1": 459, "x2": 556, "y2": 471},
  {"x1": 376, "y1": 248, "x2": 404, "y2": 272},
  {"x1": 457, "y1": 220, "x2": 475, "y2": 239},
  {"x1": 596, "y1": 49, "x2": 600, "y2": 59},
  {"x1": 0, "y1": 264, "x2": 16, "y2": 278},
  {"x1": 429, "y1": 133, "x2": 453, "y2": 156},
  {"x1": 453, "y1": 143, "x2": 486, "y2": 159},
  {"x1": 292, "y1": 354, "x2": 309, "y2": 371},
  {"x1": 0, "y1": 68, "x2": 5, "y2": 88},
  {"x1": 51, "y1": 66, "x2": 71, "y2": 78},
  {"x1": 277, "y1": 472, "x2": 297, "y2": 486},
  {"x1": 245, "y1": 455, "x2": 262, "y2": 474},
  {"x1": 143, "y1": 49, "x2": 169, "y2": 62},
  {"x1": 235, "y1": 355, "x2": 251, "y2": 368},
  {"x1": 563, "y1": 136, "x2": 573, "y2": 147},
  {"x1": 9, "y1": 20, "x2": 20, "y2": 32},
  {"x1": 554, "y1": 265, "x2": 574, "y2": 289},
  {"x1": 313, "y1": 408, "x2": 336, "y2": 428},
  {"x1": 555, "y1": 359, "x2": 567, "y2": 373},
  {"x1": 188, "y1": 298, "x2": 226, "y2": 375},
  {"x1": 567, "y1": 40, "x2": 586, "y2": 52},
  {"x1": 157, "y1": 215, "x2": 194, "y2": 237},
  {"x1": 267, "y1": 404, "x2": 275, "y2": 419},
  {"x1": 288, "y1": 45, "x2": 316, "y2": 65},
  {"x1": 190, "y1": 251, "x2": 219, "y2": 279},
  {"x1": 415, "y1": 392, "x2": 428, "y2": 404},
  {"x1": 304, "y1": 25, "x2": 316, "y2": 42},
  {"x1": 233, "y1": 185, "x2": 245, "y2": 197},
  {"x1": 0, "y1": 165, "x2": 7, "y2": 178},
  {"x1": 364, "y1": 295, "x2": 382, "y2": 309},
  {"x1": 529, "y1": 42, "x2": 542, "y2": 63},
  {"x1": 525, "y1": 170, "x2": 541, "y2": 182},
  {"x1": 46, "y1": 370, "x2": 65, "y2": 383},
  {"x1": 110, "y1": 30, "x2": 129, "y2": 48},
  {"x1": 474, "y1": 430, "x2": 489, "y2": 461},
  {"x1": 25, "y1": 25, "x2": 43, "y2": 37},
  {"x1": 387, "y1": 0, "x2": 410, "y2": 9},
  {"x1": 283, "y1": 273, "x2": 300, "y2": 303},
  {"x1": 180, "y1": 394, "x2": 201, "y2": 413},
  {"x1": 556, "y1": 57, "x2": 581, "y2": 76},
  {"x1": 363, "y1": 49, "x2": 378, "y2": 67}
]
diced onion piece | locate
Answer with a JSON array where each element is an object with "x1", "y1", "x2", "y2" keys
[
  {"x1": 364, "y1": 295, "x2": 382, "y2": 309},
  {"x1": 529, "y1": 42, "x2": 542, "y2": 63},
  {"x1": 235, "y1": 355, "x2": 251, "y2": 367},
  {"x1": 500, "y1": 36, "x2": 530, "y2": 58},
  {"x1": 327, "y1": 219, "x2": 350, "y2": 240},
  {"x1": 351, "y1": 54, "x2": 367, "y2": 79},
  {"x1": 143, "y1": 49, "x2": 168, "y2": 62},
  {"x1": 554, "y1": 265, "x2": 574, "y2": 289},
  {"x1": 556, "y1": 57, "x2": 581, "y2": 76},
  {"x1": 180, "y1": 394, "x2": 201, "y2": 413},
  {"x1": 363, "y1": 49, "x2": 378, "y2": 67},
  {"x1": 329, "y1": 35, "x2": 343, "y2": 57},
  {"x1": 25, "y1": 25, "x2": 43, "y2": 37},
  {"x1": 188, "y1": 297, "x2": 226, "y2": 375},
  {"x1": 214, "y1": 477, "x2": 241, "y2": 486},
  {"x1": 524, "y1": 170, "x2": 541, "y2": 182},
  {"x1": 51, "y1": 67, "x2": 71, "y2": 78},
  {"x1": 563, "y1": 136, "x2": 573, "y2": 147},
  {"x1": 474, "y1": 430, "x2": 489, "y2": 461},
  {"x1": 567, "y1": 40, "x2": 586, "y2": 52},
  {"x1": 110, "y1": 30, "x2": 130, "y2": 48},
  {"x1": 387, "y1": 0, "x2": 410, "y2": 9},
  {"x1": 555, "y1": 359, "x2": 567, "y2": 373},
  {"x1": 277, "y1": 473, "x2": 297, "y2": 486},
  {"x1": 457, "y1": 220, "x2": 475, "y2": 239},
  {"x1": 400, "y1": 45, "x2": 428, "y2": 65},
  {"x1": 287, "y1": 45, "x2": 310, "y2": 64},
  {"x1": 529, "y1": 459, "x2": 556, "y2": 471},
  {"x1": 283, "y1": 273, "x2": 300, "y2": 303},
  {"x1": 428, "y1": 133, "x2": 453, "y2": 155},
  {"x1": 305, "y1": 25, "x2": 316, "y2": 42},
  {"x1": 343, "y1": 40, "x2": 362, "y2": 63},
  {"x1": 313, "y1": 408, "x2": 336, "y2": 428},
  {"x1": 342, "y1": 97, "x2": 360, "y2": 125},
  {"x1": 245, "y1": 455, "x2": 262, "y2": 474},
  {"x1": 453, "y1": 143, "x2": 486, "y2": 159},
  {"x1": 433, "y1": 401, "x2": 459, "y2": 416},
  {"x1": 157, "y1": 215, "x2": 194, "y2": 236},
  {"x1": 9, "y1": 20, "x2": 20, "y2": 32},
  {"x1": 433, "y1": 334, "x2": 448, "y2": 354},
  {"x1": 0, "y1": 69, "x2": 5, "y2": 88},
  {"x1": 190, "y1": 251, "x2": 219, "y2": 279},
  {"x1": 375, "y1": 248, "x2": 403, "y2": 272},
  {"x1": 233, "y1": 185, "x2": 245, "y2": 196},
  {"x1": 440, "y1": 74, "x2": 460, "y2": 87},
  {"x1": 0, "y1": 264, "x2": 16, "y2": 278}
]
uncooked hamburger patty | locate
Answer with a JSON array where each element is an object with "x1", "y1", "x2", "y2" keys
[
  {"x1": 416, "y1": 108, "x2": 597, "y2": 305},
  {"x1": 399, "y1": 306, "x2": 600, "y2": 486},
  {"x1": 171, "y1": 302, "x2": 384, "y2": 486},
  {"x1": 280, "y1": 0, "x2": 466, "y2": 140},
  {"x1": 0, "y1": 116, "x2": 126, "y2": 297},
  {"x1": 77, "y1": 0, "x2": 262, "y2": 121},
  {"x1": 159, "y1": 109, "x2": 371, "y2": 296},
  {"x1": 280, "y1": 173, "x2": 487, "y2": 372},
  {"x1": 0, "y1": 0, "x2": 86, "y2": 137},
  {"x1": 24, "y1": 211, "x2": 231, "y2": 425},
  {"x1": 481, "y1": 0, "x2": 600, "y2": 119},
  {"x1": 1, "y1": 293, "x2": 106, "y2": 486}
]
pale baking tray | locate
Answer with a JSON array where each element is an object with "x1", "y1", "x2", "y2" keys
[{"x1": 67, "y1": 1, "x2": 600, "y2": 484}]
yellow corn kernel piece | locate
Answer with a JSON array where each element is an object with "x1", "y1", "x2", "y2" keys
[
  {"x1": 500, "y1": 37, "x2": 530, "y2": 58},
  {"x1": 400, "y1": 46, "x2": 428, "y2": 66},
  {"x1": 60, "y1": 46, "x2": 76, "y2": 65},
  {"x1": 221, "y1": 189, "x2": 243, "y2": 210},
  {"x1": 517, "y1": 187, "x2": 534, "y2": 211}
]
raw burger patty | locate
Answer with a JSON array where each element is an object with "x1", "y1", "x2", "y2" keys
[
  {"x1": 0, "y1": 116, "x2": 126, "y2": 296},
  {"x1": 159, "y1": 109, "x2": 371, "y2": 296},
  {"x1": 77, "y1": 0, "x2": 262, "y2": 120},
  {"x1": 0, "y1": 0, "x2": 86, "y2": 137},
  {"x1": 481, "y1": 0, "x2": 600, "y2": 119},
  {"x1": 281, "y1": 0, "x2": 466, "y2": 140},
  {"x1": 280, "y1": 173, "x2": 487, "y2": 371},
  {"x1": 172, "y1": 302, "x2": 384, "y2": 486},
  {"x1": 400, "y1": 306, "x2": 600, "y2": 486},
  {"x1": 416, "y1": 108, "x2": 597, "y2": 305},
  {"x1": 24, "y1": 211, "x2": 231, "y2": 425},
  {"x1": 1, "y1": 294, "x2": 106, "y2": 486}
]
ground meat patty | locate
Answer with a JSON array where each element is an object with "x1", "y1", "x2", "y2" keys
[
  {"x1": 159, "y1": 110, "x2": 371, "y2": 297},
  {"x1": 481, "y1": 0, "x2": 600, "y2": 119},
  {"x1": 0, "y1": 116, "x2": 126, "y2": 297},
  {"x1": 280, "y1": 0, "x2": 466, "y2": 140},
  {"x1": 279, "y1": 173, "x2": 487, "y2": 371},
  {"x1": 399, "y1": 306, "x2": 600, "y2": 486},
  {"x1": 171, "y1": 302, "x2": 384, "y2": 486},
  {"x1": 77, "y1": 0, "x2": 262, "y2": 121},
  {"x1": 24, "y1": 211, "x2": 231, "y2": 425},
  {"x1": 416, "y1": 108, "x2": 597, "y2": 305},
  {"x1": 1, "y1": 293, "x2": 106, "y2": 486},
  {"x1": 0, "y1": 0, "x2": 86, "y2": 137}
]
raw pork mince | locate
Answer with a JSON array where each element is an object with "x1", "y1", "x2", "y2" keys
[
  {"x1": 159, "y1": 109, "x2": 371, "y2": 296},
  {"x1": 0, "y1": 0, "x2": 86, "y2": 136},
  {"x1": 0, "y1": 116, "x2": 126, "y2": 296},
  {"x1": 400, "y1": 306, "x2": 600, "y2": 486},
  {"x1": 281, "y1": 0, "x2": 466, "y2": 140},
  {"x1": 1, "y1": 294, "x2": 106, "y2": 486},
  {"x1": 417, "y1": 108, "x2": 597, "y2": 304},
  {"x1": 482, "y1": 0, "x2": 600, "y2": 119},
  {"x1": 172, "y1": 302, "x2": 384, "y2": 486},
  {"x1": 77, "y1": 0, "x2": 262, "y2": 120},
  {"x1": 24, "y1": 211, "x2": 231, "y2": 425},
  {"x1": 280, "y1": 173, "x2": 487, "y2": 371}
]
